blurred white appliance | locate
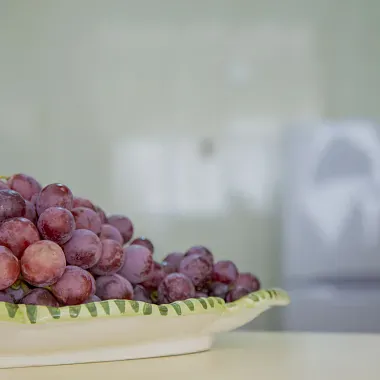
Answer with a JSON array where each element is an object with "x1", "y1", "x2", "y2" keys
[{"x1": 280, "y1": 121, "x2": 380, "y2": 332}]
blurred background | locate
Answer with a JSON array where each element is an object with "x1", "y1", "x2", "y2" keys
[{"x1": 1, "y1": 0, "x2": 380, "y2": 332}]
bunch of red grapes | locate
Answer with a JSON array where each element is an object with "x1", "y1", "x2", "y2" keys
[{"x1": 0, "y1": 173, "x2": 260, "y2": 307}]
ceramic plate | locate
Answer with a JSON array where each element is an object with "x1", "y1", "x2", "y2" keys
[{"x1": 0, "y1": 288, "x2": 289, "y2": 368}]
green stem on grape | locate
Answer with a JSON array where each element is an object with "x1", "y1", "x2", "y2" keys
[
  {"x1": 0, "y1": 175, "x2": 9, "y2": 181},
  {"x1": 10, "y1": 279, "x2": 21, "y2": 290},
  {"x1": 150, "y1": 290, "x2": 158, "y2": 303}
]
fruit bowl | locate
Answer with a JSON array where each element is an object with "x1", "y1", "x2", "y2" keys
[
  {"x1": 0, "y1": 174, "x2": 289, "y2": 368},
  {"x1": 0, "y1": 288, "x2": 289, "y2": 368}
]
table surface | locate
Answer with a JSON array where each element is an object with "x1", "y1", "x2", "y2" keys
[{"x1": 1, "y1": 332, "x2": 379, "y2": 379}]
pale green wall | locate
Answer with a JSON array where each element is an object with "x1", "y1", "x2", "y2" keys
[{"x1": 0, "y1": 0, "x2": 379, "y2": 329}]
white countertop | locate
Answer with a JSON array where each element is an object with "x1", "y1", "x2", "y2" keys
[{"x1": 1, "y1": 332, "x2": 379, "y2": 379}]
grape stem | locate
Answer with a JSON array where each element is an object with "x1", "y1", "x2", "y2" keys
[{"x1": 0, "y1": 175, "x2": 9, "y2": 180}]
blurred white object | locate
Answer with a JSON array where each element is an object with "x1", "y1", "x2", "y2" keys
[
  {"x1": 302, "y1": 123, "x2": 380, "y2": 247},
  {"x1": 281, "y1": 121, "x2": 380, "y2": 332}
]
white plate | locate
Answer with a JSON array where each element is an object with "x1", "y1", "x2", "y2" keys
[{"x1": 0, "y1": 288, "x2": 289, "y2": 368}]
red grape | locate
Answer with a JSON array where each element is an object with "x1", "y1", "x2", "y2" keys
[
  {"x1": 24, "y1": 200, "x2": 37, "y2": 223},
  {"x1": 37, "y1": 207, "x2": 75, "y2": 245},
  {"x1": 36, "y1": 183, "x2": 73, "y2": 215},
  {"x1": 133, "y1": 285, "x2": 152, "y2": 303},
  {"x1": 130, "y1": 237, "x2": 154, "y2": 253},
  {"x1": 20, "y1": 288, "x2": 60, "y2": 307},
  {"x1": 226, "y1": 287, "x2": 250, "y2": 303},
  {"x1": 50, "y1": 266, "x2": 95, "y2": 305},
  {"x1": 140, "y1": 261, "x2": 166, "y2": 290},
  {"x1": 73, "y1": 197, "x2": 95, "y2": 210},
  {"x1": 71, "y1": 207, "x2": 101, "y2": 234},
  {"x1": 8, "y1": 173, "x2": 42, "y2": 201},
  {"x1": 0, "y1": 174, "x2": 263, "y2": 305},
  {"x1": 99, "y1": 224, "x2": 123, "y2": 245},
  {"x1": 234, "y1": 272, "x2": 260, "y2": 293},
  {"x1": 179, "y1": 253, "x2": 212, "y2": 290},
  {"x1": 0, "y1": 189, "x2": 26, "y2": 222},
  {"x1": 162, "y1": 252, "x2": 184, "y2": 272},
  {"x1": 0, "y1": 217, "x2": 40, "y2": 258},
  {"x1": 31, "y1": 193, "x2": 38, "y2": 206},
  {"x1": 185, "y1": 245, "x2": 214, "y2": 266},
  {"x1": 107, "y1": 215, "x2": 134, "y2": 244},
  {"x1": 0, "y1": 246, "x2": 20, "y2": 290},
  {"x1": 0, "y1": 291, "x2": 14, "y2": 303},
  {"x1": 118, "y1": 245, "x2": 154, "y2": 284},
  {"x1": 209, "y1": 282, "x2": 229, "y2": 299},
  {"x1": 91, "y1": 239, "x2": 124, "y2": 275},
  {"x1": 157, "y1": 273, "x2": 195, "y2": 304},
  {"x1": 21, "y1": 240, "x2": 66, "y2": 287},
  {"x1": 95, "y1": 206, "x2": 107, "y2": 224},
  {"x1": 161, "y1": 262, "x2": 176, "y2": 275},
  {"x1": 83, "y1": 295, "x2": 101, "y2": 303},
  {"x1": 95, "y1": 274, "x2": 133, "y2": 300},
  {"x1": 63, "y1": 229, "x2": 102, "y2": 269},
  {"x1": 212, "y1": 260, "x2": 238, "y2": 285}
]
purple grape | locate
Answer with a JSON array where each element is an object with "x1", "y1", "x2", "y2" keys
[
  {"x1": 209, "y1": 282, "x2": 229, "y2": 299},
  {"x1": 8, "y1": 173, "x2": 42, "y2": 201},
  {"x1": 130, "y1": 237, "x2": 154, "y2": 253},
  {"x1": 71, "y1": 207, "x2": 101, "y2": 234},
  {"x1": 5, "y1": 280, "x2": 31, "y2": 302},
  {"x1": 179, "y1": 253, "x2": 212, "y2": 290},
  {"x1": 73, "y1": 197, "x2": 95, "y2": 210},
  {"x1": 161, "y1": 262, "x2": 177, "y2": 275},
  {"x1": 185, "y1": 246, "x2": 214, "y2": 266},
  {"x1": 0, "y1": 217, "x2": 40, "y2": 258},
  {"x1": 95, "y1": 274, "x2": 133, "y2": 300},
  {"x1": 234, "y1": 272, "x2": 260, "y2": 293},
  {"x1": 0, "y1": 189, "x2": 26, "y2": 222},
  {"x1": 63, "y1": 229, "x2": 102, "y2": 269},
  {"x1": 195, "y1": 291, "x2": 208, "y2": 298},
  {"x1": 95, "y1": 206, "x2": 107, "y2": 224},
  {"x1": 99, "y1": 224, "x2": 123, "y2": 245},
  {"x1": 118, "y1": 245, "x2": 154, "y2": 284},
  {"x1": 91, "y1": 239, "x2": 124, "y2": 275},
  {"x1": 140, "y1": 261, "x2": 166, "y2": 290},
  {"x1": 20, "y1": 288, "x2": 60, "y2": 307},
  {"x1": 37, "y1": 207, "x2": 75, "y2": 245},
  {"x1": 157, "y1": 273, "x2": 195, "y2": 304},
  {"x1": 161, "y1": 252, "x2": 184, "y2": 272},
  {"x1": 133, "y1": 284, "x2": 152, "y2": 303},
  {"x1": 36, "y1": 183, "x2": 73, "y2": 216},
  {"x1": 0, "y1": 246, "x2": 20, "y2": 291},
  {"x1": 0, "y1": 181, "x2": 9, "y2": 190},
  {"x1": 0, "y1": 291, "x2": 14, "y2": 303},
  {"x1": 226, "y1": 287, "x2": 250, "y2": 303},
  {"x1": 24, "y1": 200, "x2": 37, "y2": 223},
  {"x1": 50, "y1": 266, "x2": 95, "y2": 305},
  {"x1": 31, "y1": 193, "x2": 38, "y2": 206},
  {"x1": 212, "y1": 260, "x2": 239, "y2": 285},
  {"x1": 21, "y1": 241, "x2": 66, "y2": 287},
  {"x1": 83, "y1": 295, "x2": 101, "y2": 303},
  {"x1": 107, "y1": 215, "x2": 134, "y2": 244}
]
